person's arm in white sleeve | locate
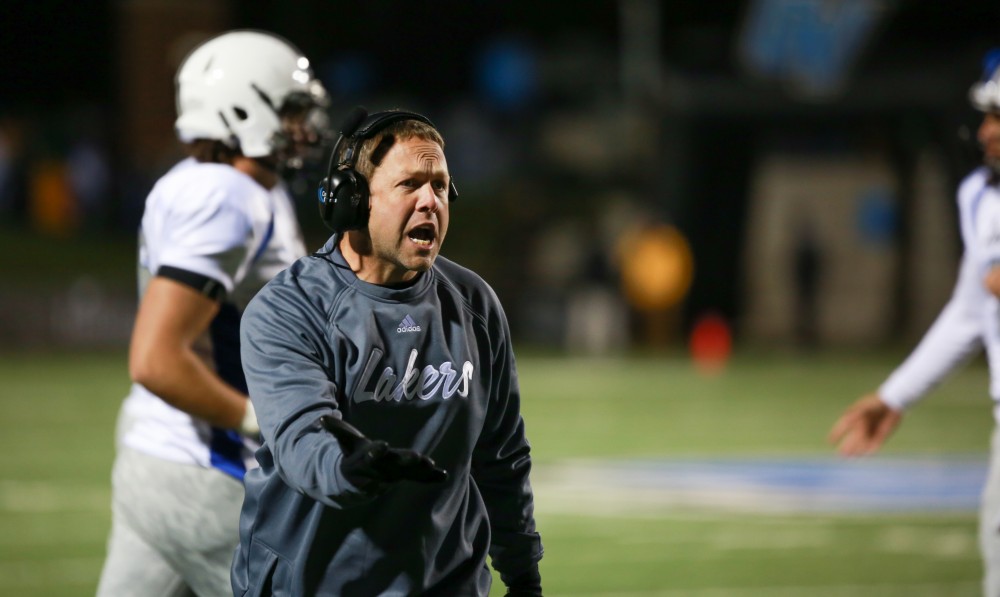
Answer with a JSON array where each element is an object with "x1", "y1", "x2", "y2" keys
[
  {"x1": 829, "y1": 251, "x2": 984, "y2": 456},
  {"x1": 878, "y1": 251, "x2": 985, "y2": 409},
  {"x1": 133, "y1": 179, "x2": 264, "y2": 435}
]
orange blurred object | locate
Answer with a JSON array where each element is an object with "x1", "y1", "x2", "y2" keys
[
  {"x1": 619, "y1": 224, "x2": 693, "y2": 312},
  {"x1": 29, "y1": 160, "x2": 78, "y2": 237},
  {"x1": 689, "y1": 312, "x2": 732, "y2": 375}
]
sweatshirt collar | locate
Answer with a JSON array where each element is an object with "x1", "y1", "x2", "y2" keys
[{"x1": 319, "y1": 234, "x2": 433, "y2": 302}]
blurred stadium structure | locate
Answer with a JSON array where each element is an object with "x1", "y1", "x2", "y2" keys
[{"x1": 1, "y1": 0, "x2": 999, "y2": 354}]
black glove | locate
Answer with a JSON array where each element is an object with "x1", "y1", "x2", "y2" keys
[
  {"x1": 503, "y1": 568, "x2": 542, "y2": 597},
  {"x1": 318, "y1": 415, "x2": 448, "y2": 491}
]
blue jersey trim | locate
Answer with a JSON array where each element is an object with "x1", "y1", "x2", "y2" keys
[
  {"x1": 210, "y1": 428, "x2": 248, "y2": 480},
  {"x1": 251, "y1": 212, "x2": 275, "y2": 266}
]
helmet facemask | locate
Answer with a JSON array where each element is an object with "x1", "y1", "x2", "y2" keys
[{"x1": 272, "y1": 89, "x2": 333, "y2": 171}]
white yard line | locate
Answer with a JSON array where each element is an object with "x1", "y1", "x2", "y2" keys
[
  {"x1": 530, "y1": 457, "x2": 985, "y2": 516},
  {"x1": 564, "y1": 581, "x2": 979, "y2": 597}
]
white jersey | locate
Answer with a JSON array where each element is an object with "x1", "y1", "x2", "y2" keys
[
  {"x1": 880, "y1": 167, "x2": 1000, "y2": 420},
  {"x1": 121, "y1": 158, "x2": 306, "y2": 478}
]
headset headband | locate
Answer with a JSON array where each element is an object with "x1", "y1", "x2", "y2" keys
[{"x1": 323, "y1": 107, "x2": 441, "y2": 183}]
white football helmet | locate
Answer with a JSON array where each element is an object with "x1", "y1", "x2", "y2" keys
[
  {"x1": 175, "y1": 29, "x2": 328, "y2": 158},
  {"x1": 970, "y1": 48, "x2": 1000, "y2": 113}
]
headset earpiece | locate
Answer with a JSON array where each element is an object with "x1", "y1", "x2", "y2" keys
[
  {"x1": 317, "y1": 176, "x2": 331, "y2": 224},
  {"x1": 323, "y1": 169, "x2": 369, "y2": 232}
]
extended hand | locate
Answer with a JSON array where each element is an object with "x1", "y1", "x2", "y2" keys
[
  {"x1": 318, "y1": 415, "x2": 448, "y2": 490},
  {"x1": 827, "y1": 393, "x2": 902, "y2": 456}
]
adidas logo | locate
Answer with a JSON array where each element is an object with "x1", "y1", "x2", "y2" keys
[{"x1": 396, "y1": 314, "x2": 422, "y2": 333}]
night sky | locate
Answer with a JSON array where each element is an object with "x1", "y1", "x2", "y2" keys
[{"x1": 5, "y1": 1, "x2": 999, "y2": 111}]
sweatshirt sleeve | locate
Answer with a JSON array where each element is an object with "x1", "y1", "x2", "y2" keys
[
  {"x1": 240, "y1": 277, "x2": 371, "y2": 508},
  {"x1": 879, "y1": 251, "x2": 985, "y2": 410},
  {"x1": 470, "y1": 298, "x2": 544, "y2": 584}
]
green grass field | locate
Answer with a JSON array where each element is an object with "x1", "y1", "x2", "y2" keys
[{"x1": 0, "y1": 349, "x2": 993, "y2": 596}]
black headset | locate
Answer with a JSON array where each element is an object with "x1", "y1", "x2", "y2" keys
[{"x1": 317, "y1": 107, "x2": 458, "y2": 232}]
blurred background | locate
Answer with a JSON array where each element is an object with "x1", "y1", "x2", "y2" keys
[
  {"x1": 3, "y1": 0, "x2": 1000, "y2": 595},
  {"x1": 4, "y1": 0, "x2": 998, "y2": 353}
]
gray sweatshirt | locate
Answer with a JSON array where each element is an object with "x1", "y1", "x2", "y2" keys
[{"x1": 232, "y1": 237, "x2": 542, "y2": 596}]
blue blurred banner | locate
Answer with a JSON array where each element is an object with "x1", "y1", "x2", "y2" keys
[{"x1": 739, "y1": 0, "x2": 890, "y2": 98}]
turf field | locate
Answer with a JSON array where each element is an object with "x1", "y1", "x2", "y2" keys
[{"x1": 0, "y1": 349, "x2": 993, "y2": 596}]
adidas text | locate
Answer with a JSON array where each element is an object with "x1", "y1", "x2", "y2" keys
[{"x1": 397, "y1": 314, "x2": 421, "y2": 333}]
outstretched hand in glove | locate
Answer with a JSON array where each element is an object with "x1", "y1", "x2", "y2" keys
[{"x1": 318, "y1": 415, "x2": 448, "y2": 492}]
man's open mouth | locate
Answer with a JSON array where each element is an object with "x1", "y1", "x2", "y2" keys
[{"x1": 408, "y1": 225, "x2": 435, "y2": 248}]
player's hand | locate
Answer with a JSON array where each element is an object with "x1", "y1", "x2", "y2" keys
[
  {"x1": 318, "y1": 415, "x2": 448, "y2": 491},
  {"x1": 827, "y1": 393, "x2": 902, "y2": 457}
]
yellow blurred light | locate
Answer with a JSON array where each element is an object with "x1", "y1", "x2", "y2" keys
[{"x1": 619, "y1": 224, "x2": 693, "y2": 312}]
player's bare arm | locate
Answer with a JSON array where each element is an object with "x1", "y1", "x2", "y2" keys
[
  {"x1": 129, "y1": 276, "x2": 252, "y2": 431},
  {"x1": 828, "y1": 392, "x2": 903, "y2": 457}
]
